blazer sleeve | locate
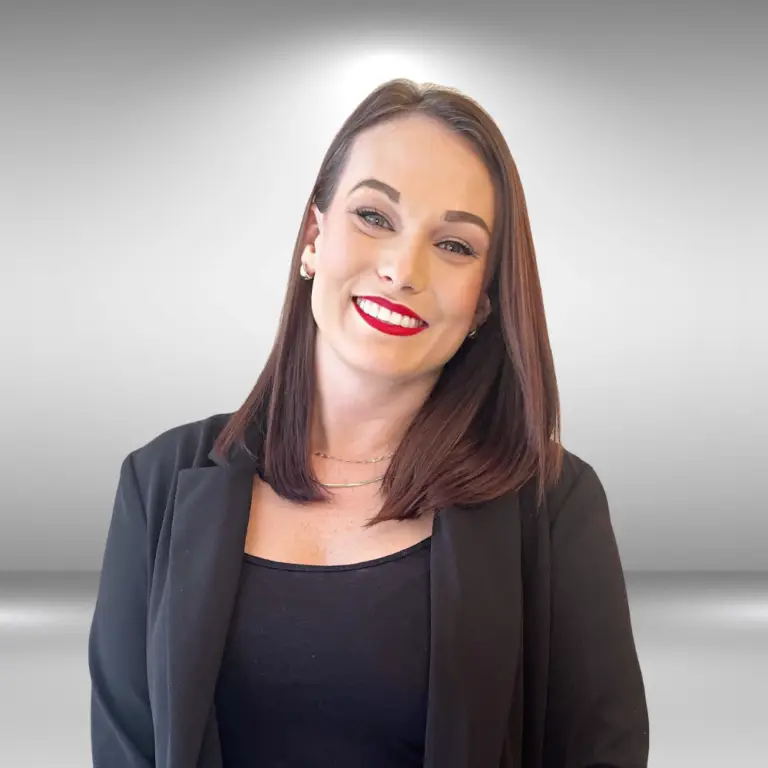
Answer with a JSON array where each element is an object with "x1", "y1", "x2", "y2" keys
[
  {"x1": 544, "y1": 463, "x2": 650, "y2": 768},
  {"x1": 88, "y1": 451, "x2": 155, "y2": 767}
]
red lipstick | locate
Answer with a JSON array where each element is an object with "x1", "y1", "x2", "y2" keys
[
  {"x1": 356, "y1": 296, "x2": 426, "y2": 323},
  {"x1": 353, "y1": 296, "x2": 428, "y2": 337}
]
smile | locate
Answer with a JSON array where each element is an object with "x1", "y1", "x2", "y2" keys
[{"x1": 353, "y1": 297, "x2": 428, "y2": 337}]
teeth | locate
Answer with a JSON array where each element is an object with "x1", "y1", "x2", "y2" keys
[{"x1": 355, "y1": 298, "x2": 423, "y2": 328}]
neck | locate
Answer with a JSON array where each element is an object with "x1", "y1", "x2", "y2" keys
[{"x1": 311, "y1": 337, "x2": 439, "y2": 461}]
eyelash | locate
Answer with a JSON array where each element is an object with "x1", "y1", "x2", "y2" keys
[{"x1": 352, "y1": 207, "x2": 478, "y2": 258}]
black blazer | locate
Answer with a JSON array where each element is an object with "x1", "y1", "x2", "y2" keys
[{"x1": 88, "y1": 412, "x2": 649, "y2": 768}]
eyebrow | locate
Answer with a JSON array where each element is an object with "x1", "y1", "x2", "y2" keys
[{"x1": 348, "y1": 177, "x2": 492, "y2": 237}]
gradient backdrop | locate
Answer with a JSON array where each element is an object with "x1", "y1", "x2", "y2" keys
[{"x1": 0, "y1": 1, "x2": 766, "y2": 766}]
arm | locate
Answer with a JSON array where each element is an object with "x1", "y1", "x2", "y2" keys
[
  {"x1": 88, "y1": 451, "x2": 155, "y2": 767},
  {"x1": 544, "y1": 463, "x2": 650, "y2": 768}
]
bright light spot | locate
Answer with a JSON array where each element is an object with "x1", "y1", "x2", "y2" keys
[
  {"x1": 0, "y1": 604, "x2": 90, "y2": 630},
  {"x1": 704, "y1": 599, "x2": 768, "y2": 627},
  {"x1": 330, "y1": 44, "x2": 447, "y2": 105}
]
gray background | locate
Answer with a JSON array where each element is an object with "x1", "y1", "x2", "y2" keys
[
  {"x1": 0, "y1": 3, "x2": 768, "y2": 570},
  {"x1": 2, "y1": 0, "x2": 765, "y2": 573},
  {"x1": 1, "y1": 2, "x2": 767, "y2": 767}
]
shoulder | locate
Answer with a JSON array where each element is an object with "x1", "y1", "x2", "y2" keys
[
  {"x1": 130, "y1": 411, "x2": 231, "y2": 465},
  {"x1": 525, "y1": 446, "x2": 607, "y2": 530},
  {"x1": 125, "y1": 411, "x2": 233, "y2": 502}
]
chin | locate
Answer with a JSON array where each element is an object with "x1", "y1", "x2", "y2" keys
[
  {"x1": 351, "y1": 356, "x2": 414, "y2": 382},
  {"x1": 318, "y1": 324, "x2": 442, "y2": 383},
  {"x1": 340, "y1": 345, "x2": 424, "y2": 382}
]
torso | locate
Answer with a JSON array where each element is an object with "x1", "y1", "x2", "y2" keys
[{"x1": 244, "y1": 474, "x2": 436, "y2": 566}]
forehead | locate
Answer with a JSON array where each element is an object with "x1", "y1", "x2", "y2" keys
[{"x1": 338, "y1": 114, "x2": 495, "y2": 227}]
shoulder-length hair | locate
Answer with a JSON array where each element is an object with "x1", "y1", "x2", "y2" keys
[{"x1": 213, "y1": 78, "x2": 564, "y2": 526}]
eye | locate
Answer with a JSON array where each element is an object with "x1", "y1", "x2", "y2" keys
[
  {"x1": 354, "y1": 207, "x2": 393, "y2": 230},
  {"x1": 439, "y1": 239, "x2": 477, "y2": 257}
]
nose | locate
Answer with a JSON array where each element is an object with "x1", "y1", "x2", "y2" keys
[{"x1": 376, "y1": 236, "x2": 428, "y2": 293}]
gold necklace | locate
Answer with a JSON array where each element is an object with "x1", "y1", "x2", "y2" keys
[
  {"x1": 312, "y1": 450, "x2": 393, "y2": 464},
  {"x1": 312, "y1": 448, "x2": 392, "y2": 488},
  {"x1": 317, "y1": 474, "x2": 386, "y2": 489}
]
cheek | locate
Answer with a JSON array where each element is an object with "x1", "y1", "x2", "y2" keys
[
  {"x1": 438, "y1": 275, "x2": 484, "y2": 324},
  {"x1": 318, "y1": 229, "x2": 370, "y2": 282},
  {"x1": 311, "y1": 239, "x2": 365, "y2": 321}
]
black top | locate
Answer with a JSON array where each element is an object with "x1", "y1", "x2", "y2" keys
[{"x1": 214, "y1": 535, "x2": 433, "y2": 767}]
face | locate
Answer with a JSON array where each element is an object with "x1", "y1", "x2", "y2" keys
[{"x1": 302, "y1": 113, "x2": 495, "y2": 385}]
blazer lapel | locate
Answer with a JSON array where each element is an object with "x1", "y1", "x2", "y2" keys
[
  {"x1": 162, "y1": 453, "x2": 254, "y2": 768},
  {"x1": 424, "y1": 494, "x2": 523, "y2": 768}
]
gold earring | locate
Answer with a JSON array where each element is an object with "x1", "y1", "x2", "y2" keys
[{"x1": 299, "y1": 263, "x2": 313, "y2": 281}]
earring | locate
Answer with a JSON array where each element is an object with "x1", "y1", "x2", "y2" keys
[
  {"x1": 467, "y1": 327, "x2": 477, "y2": 339},
  {"x1": 299, "y1": 263, "x2": 314, "y2": 281}
]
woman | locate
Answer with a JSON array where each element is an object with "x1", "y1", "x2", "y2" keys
[{"x1": 89, "y1": 79, "x2": 649, "y2": 767}]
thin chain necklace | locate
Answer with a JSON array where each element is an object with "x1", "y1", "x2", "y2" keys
[
  {"x1": 312, "y1": 449, "x2": 393, "y2": 489},
  {"x1": 312, "y1": 450, "x2": 393, "y2": 464},
  {"x1": 317, "y1": 474, "x2": 386, "y2": 489}
]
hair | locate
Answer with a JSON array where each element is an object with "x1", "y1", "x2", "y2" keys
[{"x1": 213, "y1": 78, "x2": 564, "y2": 526}]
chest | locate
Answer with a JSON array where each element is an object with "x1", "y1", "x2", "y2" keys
[{"x1": 244, "y1": 475, "x2": 435, "y2": 566}]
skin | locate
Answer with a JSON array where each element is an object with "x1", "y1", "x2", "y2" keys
[{"x1": 301, "y1": 113, "x2": 495, "y2": 474}]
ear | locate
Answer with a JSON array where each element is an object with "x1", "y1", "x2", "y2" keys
[
  {"x1": 302, "y1": 204, "x2": 325, "y2": 273},
  {"x1": 474, "y1": 293, "x2": 492, "y2": 327}
]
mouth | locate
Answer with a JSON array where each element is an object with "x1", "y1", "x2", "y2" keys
[{"x1": 352, "y1": 296, "x2": 428, "y2": 337}]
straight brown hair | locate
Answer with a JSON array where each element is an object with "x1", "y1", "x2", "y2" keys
[{"x1": 213, "y1": 78, "x2": 564, "y2": 526}]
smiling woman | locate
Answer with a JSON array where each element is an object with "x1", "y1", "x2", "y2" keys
[
  {"x1": 89, "y1": 78, "x2": 649, "y2": 768},
  {"x1": 215, "y1": 81, "x2": 561, "y2": 519}
]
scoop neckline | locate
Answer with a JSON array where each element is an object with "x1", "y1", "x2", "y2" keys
[{"x1": 242, "y1": 534, "x2": 432, "y2": 572}]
